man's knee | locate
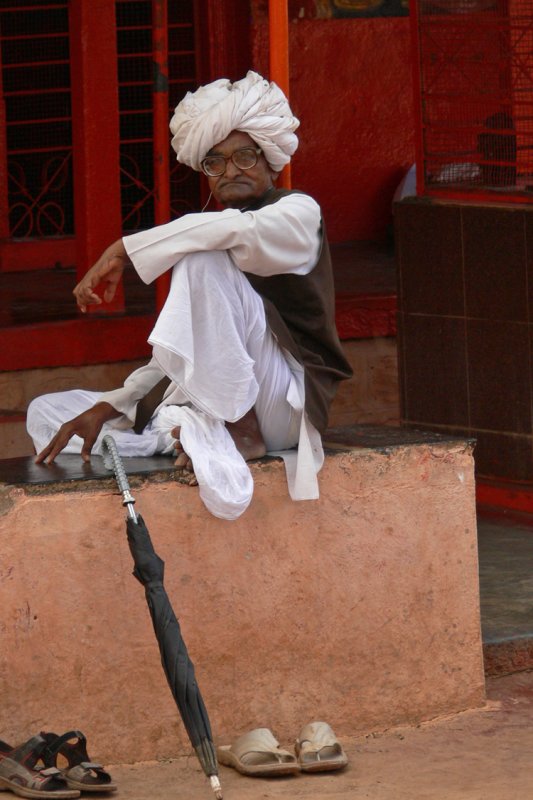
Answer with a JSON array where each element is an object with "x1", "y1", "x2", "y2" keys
[
  {"x1": 27, "y1": 390, "x2": 97, "y2": 430},
  {"x1": 175, "y1": 250, "x2": 243, "y2": 287},
  {"x1": 27, "y1": 395, "x2": 49, "y2": 423}
]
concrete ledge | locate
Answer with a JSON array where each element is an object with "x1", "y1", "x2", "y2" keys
[{"x1": 0, "y1": 427, "x2": 485, "y2": 763}]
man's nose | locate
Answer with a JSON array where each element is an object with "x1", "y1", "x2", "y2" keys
[{"x1": 224, "y1": 158, "x2": 242, "y2": 178}]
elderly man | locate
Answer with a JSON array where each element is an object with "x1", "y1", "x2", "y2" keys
[{"x1": 27, "y1": 71, "x2": 352, "y2": 519}]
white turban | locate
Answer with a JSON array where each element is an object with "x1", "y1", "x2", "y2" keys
[{"x1": 169, "y1": 71, "x2": 299, "y2": 172}]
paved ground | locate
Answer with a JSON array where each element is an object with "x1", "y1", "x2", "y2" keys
[
  {"x1": 478, "y1": 509, "x2": 533, "y2": 643},
  {"x1": 110, "y1": 670, "x2": 533, "y2": 800}
]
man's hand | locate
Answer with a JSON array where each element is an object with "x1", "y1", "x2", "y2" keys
[
  {"x1": 35, "y1": 402, "x2": 121, "y2": 464},
  {"x1": 73, "y1": 239, "x2": 131, "y2": 312}
]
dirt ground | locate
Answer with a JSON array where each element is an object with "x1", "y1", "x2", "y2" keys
[{"x1": 109, "y1": 670, "x2": 533, "y2": 800}]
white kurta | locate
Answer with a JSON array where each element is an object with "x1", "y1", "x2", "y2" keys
[
  {"x1": 103, "y1": 192, "x2": 322, "y2": 424},
  {"x1": 123, "y1": 193, "x2": 322, "y2": 280}
]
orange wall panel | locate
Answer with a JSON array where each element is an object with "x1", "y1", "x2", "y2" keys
[{"x1": 252, "y1": 12, "x2": 415, "y2": 241}]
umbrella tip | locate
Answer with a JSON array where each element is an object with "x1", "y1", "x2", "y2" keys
[{"x1": 209, "y1": 775, "x2": 223, "y2": 799}]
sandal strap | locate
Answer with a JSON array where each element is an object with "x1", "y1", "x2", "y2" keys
[
  {"x1": 65, "y1": 762, "x2": 113, "y2": 786},
  {"x1": 229, "y1": 728, "x2": 294, "y2": 761},
  {"x1": 9, "y1": 735, "x2": 49, "y2": 769},
  {"x1": 0, "y1": 756, "x2": 67, "y2": 792},
  {"x1": 41, "y1": 730, "x2": 88, "y2": 766},
  {"x1": 40, "y1": 767, "x2": 62, "y2": 777},
  {"x1": 295, "y1": 721, "x2": 341, "y2": 756},
  {"x1": 40, "y1": 731, "x2": 113, "y2": 787}
]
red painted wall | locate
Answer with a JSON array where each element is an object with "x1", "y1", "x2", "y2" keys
[{"x1": 251, "y1": 10, "x2": 415, "y2": 242}]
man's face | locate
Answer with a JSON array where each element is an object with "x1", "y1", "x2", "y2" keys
[{"x1": 205, "y1": 131, "x2": 278, "y2": 209}]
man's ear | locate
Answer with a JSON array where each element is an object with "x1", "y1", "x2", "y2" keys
[{"x1": 270, "y1": 169, "x2": 281, "y2": 183}]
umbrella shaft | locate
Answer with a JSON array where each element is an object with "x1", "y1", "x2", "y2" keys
[{"x1": 125, "y1": 500, "x2": 137, "y2": 522}]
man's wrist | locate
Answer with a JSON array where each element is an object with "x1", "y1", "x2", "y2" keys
[{"x1": 93, "y1": 401, "x2": 121, "y2": 422}]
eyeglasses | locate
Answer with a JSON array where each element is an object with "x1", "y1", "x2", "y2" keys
[{"x1": 200, "y1": 147, "x2": 262, "y2": 177}]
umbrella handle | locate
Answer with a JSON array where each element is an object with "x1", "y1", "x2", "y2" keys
[{"x1": 101, "y1": 435, "x2": 138, "y2": 522}]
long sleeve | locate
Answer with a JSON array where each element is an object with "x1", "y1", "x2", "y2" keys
[
  {"x1": 99, "y1": 358, "x2": 168, "y2": 425},
  {"x1": 123, "y1": 193, "x2": 322, "y2": 283}
]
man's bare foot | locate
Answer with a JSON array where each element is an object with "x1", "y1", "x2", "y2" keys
[
  {"x1": 226, "y1": 408, "x2": 266, "y2": 461},
  {"x1": 170, "y1": 408, "x2": 265, "y2": 485},
  {"x1": 171, "y1": 426, "x2": 197, "y2": 486}
]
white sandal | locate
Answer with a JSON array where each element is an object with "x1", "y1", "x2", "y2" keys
[
  {"x1": 295, "y1": 721, "x2": 348, "y2": 772},
  {"x1": 217, "y1": 728, "x2": 299, "y2": 776}
]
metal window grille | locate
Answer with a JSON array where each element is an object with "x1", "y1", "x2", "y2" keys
[
  {"x1": 0, "y1": 0, "x2": 73, "y2": 238},
  {"x1": 116, "y1": 0, "x2": 200, "y2": 231},
  {"x1": 412, "y1": 0, "x2": 533, "y2": 202},
  {"x1": 0, "y1": 1, "x2": 200, "y2": 243}
]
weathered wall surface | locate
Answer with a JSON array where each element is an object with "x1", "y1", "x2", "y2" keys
[
  {"x1": 333, "y1": 337, "x2": 399, "y2": 427},
  {"x1": 251, "y1": 8, "x2": 416, "y2": 241},
  {"x1": 1, "y1": 439, "x2": 484, "y2": 764}
]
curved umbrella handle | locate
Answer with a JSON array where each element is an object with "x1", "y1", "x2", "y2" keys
[{"x1": 101, "y1": 435, "x2": 138, "y2": 522}]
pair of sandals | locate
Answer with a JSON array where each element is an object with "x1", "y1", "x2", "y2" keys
[
  {"x1": 0, "y1": 731, "x2": 116, "y2": 798},
  {"x1": 217, "y1": 721, "x2": 348, "y2": 777}
]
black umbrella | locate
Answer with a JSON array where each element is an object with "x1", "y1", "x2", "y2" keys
[{"x1": 101, "y1": 435, "x2": 222, "y2": 800}]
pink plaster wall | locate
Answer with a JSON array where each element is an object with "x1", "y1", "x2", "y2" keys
[
  {"x1": 0, "y1": 441, "x2": 485, "y2": 765},
  {"x1": 251, "y1": 9, "x2": 416, "y2": 241}
]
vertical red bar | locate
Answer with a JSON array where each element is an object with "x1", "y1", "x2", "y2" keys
[
  {"x1": 152, "y1": 0, "x2": 171, "y2": 311},
  {"x1": 409, "y1": 0, "x2": 425, "y2": 198},
  {"x1": 269, "y1": 0, "x2": 291, "y2": 189},
  {"x1": 0, "y1": 38, "x2": 10, "y2": 251},
  {"x1": 69, "y1": 0, "x2": 124, "y2": 311}
]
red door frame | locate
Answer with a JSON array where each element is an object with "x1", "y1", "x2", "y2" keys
[
  {"x1": 70, "y1": 0, "x2": 125, "y2": 311},
  {"x1": 1, "y1": 0, "x2": 252, "y2": 372}
]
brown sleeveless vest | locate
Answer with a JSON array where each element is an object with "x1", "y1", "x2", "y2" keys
[
  {"x1": 134, "y1": 187, "x2": 352, "y2": 434},
  {"x1": 244, "y1": 187, "x2": 352, "y2": 433}
]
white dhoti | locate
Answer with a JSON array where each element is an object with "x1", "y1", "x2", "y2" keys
[{"x1": 27, "y1": 252, "x2": 324, "y2": 519}]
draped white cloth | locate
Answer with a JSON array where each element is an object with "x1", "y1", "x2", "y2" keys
[
  {"x1": 26, "y1": 392, "x2": 254, "y2": 520},
  {"x1": 27, "y1": 250, "x2": 324, "y2": 520},
  {"x1": 145, "y1": 251, "x2": 324, "y2": 511},
  {"x1": 122, "y1": 193, "x2": 321, "y2": 283},
  {"x1": 169, "y1": 71, "x2": 299, "y2": 172},
  {"x1": 146, "y1": 250, "x2": 297, "y2": 432}
]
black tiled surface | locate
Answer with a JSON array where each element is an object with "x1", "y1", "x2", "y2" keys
[
  {"x1": 395, "y1": 200, "x2": 464, "y2": 316},
  {"x1": 396, "y1": 310, "x2": 407, "y2": 415},
  {"x1": 397, "y1": 200, "x2": 533, "y2": 484},
  {"x1": 323, "y1": 424, "x2": 469, "y2": 450},
  {"x1": 330, "y1": 241, "x2": 396, "y2": 295},
  {"x1": 462, "y1": 206, "x2": 527, "y2": 322},
  {"x1": 401, "y1": 419, "x2": 471, "y2": 439},
  {"x1": 473, "y1": 431, "x2": 533, "y2": 482},
  {"x1": 467, "y1": 319, "x2": 532, "y2": 433},
  {"x1": 524, "y1": 213, "x2": 533, "y2": 319},
  {"x1": 0, "y1": 454, "x2": 176, "y2": 486},
  {"x1": 0, "y1": 426, "x2": 469, "y2": 486},
  {"x1": 401, "y1": 313, "x2": 469, "y2": 426}
]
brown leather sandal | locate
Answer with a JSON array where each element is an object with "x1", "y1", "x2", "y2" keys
[
  {"x1": 0, "y1": 735, "x2": 80, "y2": 798},
  {"x1": 40, "y1": 732, "x2": 116, "y2": 794}
]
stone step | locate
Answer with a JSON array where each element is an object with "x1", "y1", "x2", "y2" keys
[
  {"x1": 0, "y1": 426, "x2": 485, "y2": 764},
  {"x1": 478, "y1": 509, "x2": 533, "y2": 677}
]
